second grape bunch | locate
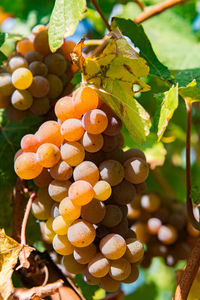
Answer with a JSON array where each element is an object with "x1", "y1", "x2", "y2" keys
[{"x1": 14, "y1": 85, "x2": 149, "y2": 292}]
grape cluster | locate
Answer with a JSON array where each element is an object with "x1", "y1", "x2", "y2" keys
[
  {"x1": 127, "y1": 193, "x2": 200, "y2": 267},
  {"x1": 0, "y1": 25, "x2": 76, "y2": 120},
  {"x1": 14, "y1": 85, "x2": 149, "y2": 292}
]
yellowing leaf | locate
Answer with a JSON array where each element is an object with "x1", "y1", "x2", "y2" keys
[
  {"x1": 0, "y1": 229, "x2": 22, "y2": 299},
  {"x1": 179, "y1": 80, "x2": 200, "y2": 103}
]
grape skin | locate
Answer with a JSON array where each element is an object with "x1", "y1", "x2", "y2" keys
[
  {"x1": 12, "y1": 67, "x2": 33, "y2": 90},
  {"x1": 88, "y1": 253, "x2": 110, "y2": 278},
  {"x1": 59, "y1": 197, "x2": 81, "y2": 221},
  {"x1": 29, "y1": 61, "x2": 48, "y2": 76},
  {"x1": 109, "y1": 258, "x2": 131, "y2": 281},
  {"x1": 67, "y1": 219, "x2": 96, "y2": 247},
  {"x1": 101, "y1": 205, "x2": 123, "y2": 228},
  {"x1": 99, "y1": 233, "x2": 126, "y2": 260},
  {"x1": 53, "y1": 234, "x2": 74, "y2": 255},
  {"x1": 50, "y1": 160, "x2": 73, "y2": 181},
  {"x1": 14, "y1": 152, "x2": 42, "y2": 179},
  {"x1": 69, "y1": 180, "x2": 94, "y2": 206},
  {"x1": 99, "y1": 275, "x2": 120, "y2": 292},
  {"x1": 125, "y1": 238, "x2": 144, "y2": 263},
  {"x1": 81, "y1": 199, "x2": 106, "y2": 224},
  {"x1": 73, "y1": 243, "x2": 97, "y2": 264},
  {"x1": 32, "y1": 187, "x2": 54, "y2": 220},
  {"x1": 99, "y1": 160, "x2": 124, "y2": 186},
  {"x1": 61, "y1": 141, "x2": 85, "y2": 166},
  {"x1": 73, "y1": 161, "x2": 99, "y2": 186},
  {"x1": 36, "y1": 143, "x2": 61, "y2": 168},
  {"x1": 62, "y1": 254, "x2": 85, "y2": 274},
  {"x1": 93, "y1": 180, "x2": 112, "y2": 201},
  {"x1": 124, "y1": 158, "x2": 149, "y2": 184},
  {"x1": 29, "y1": 76, "x2": 50, "y2": 98},
  {"x1": 81, "y1": 132, "x2": 104, "y2": 153},
  {"x1": 48, "y1": 180, "x2": 71, "y2": 202}
]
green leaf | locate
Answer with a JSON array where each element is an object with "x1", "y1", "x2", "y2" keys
[
  {"x1": 0, "y1": 51, "x2": 7, "y2": 66},
  {"x1": 48, "y1": 0, "x2": 86, "y2": 52},
  {"x1": 174, "y1": 69, "x2": 200, "y2": 87},
  {"x1": 156, "y1": 85, "x2": 179, "y2": 141},
  {"x1": 191, "y1": 185, "x2": 200, "y2": 205},
  {"x1": 179, "y1": 80, "x2": 200, "y2": 103},
  {"x1": 111, "y1": 17, "x2": 171, "y2": 81},
  {"x1": 0, "y1": 33, "x2": 6, "y2": 47}
]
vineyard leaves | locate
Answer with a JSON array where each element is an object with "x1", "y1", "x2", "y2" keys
[
  {"x1": 48, "y1": 0, "x2": 86, "y2": 52},
  {"x1": 179, "y1": 80, "x2": 200, "y2": 102}
]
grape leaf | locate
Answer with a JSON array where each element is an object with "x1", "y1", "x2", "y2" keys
[
  {"x1": 111, "y1": 17, "x2": 171, "y2": 81},
  {"x1": 179, "y1": 80, "x2": 200, "y2": 103},
  {"x1": 174, "y1": 69, "x2": 200, "y2": 87},
  {"x1": 0, "y1": 33, "x2": 5, "y2": 47},
  {"x1": 0, "y1": 51, "x2": 7, "y2": 66},
  {"x1": 48, "y1": 0, "x2": 86, "y2": 52},
  {"x1": 155, "y1": 85, "x2": 179, "y2": 141}
]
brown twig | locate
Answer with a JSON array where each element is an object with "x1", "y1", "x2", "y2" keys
[
  {"x1": 134, "y1": 0, "x2": 145, "y2": 11},
  {"x1": 134, "y1": 0, "x2": 189, "y2": 24},
  {"x1": 20, "y1": 192, "x2": 37, "y2": 245},
  {"x1": 91, "y1": 0, "x2": 111, "y2": 31},
  {"x1": 173, "y1": 236, "x2": 200, "y2": 300}
]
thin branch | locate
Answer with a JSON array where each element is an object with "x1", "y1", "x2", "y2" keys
[
  {"x1": 91, "y1": 0, "x2": 111, "y2": 31},
  {"x1": 133, "y1": 0, "x2": 145, "y2": 11},
  {"x1": 173, "y1": 236, "x2": 200, "y2": 300},
  {"x1": 134, "y1": 0, "x2": 189, "y2": 24},
  {"x1": 84, "y1": 39, "x2": 103, "y2": 46},
  {"x1": 20, "y1": 192, "x2": 37, "y2": 245}
]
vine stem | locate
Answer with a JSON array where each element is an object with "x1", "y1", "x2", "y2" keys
[
  {"x1": 133, "y1": 0, "x2": 145, "y2": 11},
  {"x1": 20, "y1": 192, "x2": 37, "y2": 245},
  {"x1": 90, "y1": 0, "x2": 111, "y2": 31},
  {"x1": 134, "y1": 0, "x2": 189, "y2": 24}
]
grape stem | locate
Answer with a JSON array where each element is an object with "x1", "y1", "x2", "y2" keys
[
  {"x1": 134, "y1": 0, "x2": 189, "y2": 24},
  {"x1": 90, "y1": 0, "x2": 111, "y2": 31},
  {"x1": 133, "y1": 0, "x2": 145, "y2": 11},
  {"x1": 20, "y1": 192, "x2": 37, "y2": 245}
]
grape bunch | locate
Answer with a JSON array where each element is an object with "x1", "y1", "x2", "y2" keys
[
  {"x1": 127, "y1": 193, "x2": 200, "y2": 268},
  {"x1": 14, "y1": 85, "x2": 149, "y2": 292},
  {"x1": 0, "y1": 25, "x2": 76, "y2": 120}
]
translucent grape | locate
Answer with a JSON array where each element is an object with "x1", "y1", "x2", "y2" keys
[
  {"x1": 127, "y1": 203, "x2": 141, "y2": 220},
  {"x1": 62, "y1": 254, "x2": 85, "y2": 274},
  {"x1": 61, "y1": 141, "x2": 85, "y2": 166},
  {"x1": 68, "y1": 180, "x2": 94, "y2": 206},
  {"x1": 99, "y1": 233, "x2": 126, "y2": 260},
  {"x1": 31, "y1": 187, "x2": 54, "y2": 220},
  {"x1": 157, "y1": 225, "x2": 178, "y2": 245},
  {"x1": 124, "y1": 158, "x2": 149, "y2": 184},
  {"x1": 52, "y1": 234, "x2": 74, "y2": 255},
  {"x1": 101, "y1": 103, "x2": 122, "y2": 136},
  {"x1": 33, "y1": 168, "x2": 52, "y2": 187},
  {"x1": 81, "y1": 199, "x2": 106, "y2": 224},
  {"x1": 30, "y1": 97, "x2": 50, "y2": 115},
  {"x1": 36, "y1": 143, "x2": 60, "y2": 168},
  {"x1": 82, "y1": 109, "x2": 108, "y2": 134},
  {"x1": 125, "y1": 238, "x2": 144, "y2": 263},
  {"x1": 25, "y1": 51, "x2": 43, "y2": 63},
  {"x1": 11, "y1": 90, "x2": 33, "y2": 110},
  {"x1": 112, "y1": 180, "x2": 136, "y2": 205},
  {"x1": 93, "y1": 180, "x2": 112, "y2": 201},
  {"x1": 81, "y1": 132, "x2": 104, "y2": 153},
  {"x1": 83, "y1": 269, "x2": 100, "y2": 285},
  {"x1": 102, "y1": 135, "x2": 117, "y2": 152},
  {"x1": 44, "y1": 53, "x2": 67, "y2": 75},
  {"x1": 61, "y1": 40, "x2": 76, "y2": 61},
  {"x1": 88, "y1": 253, "x2": 110, "y2": 278},
  {"x1": 67, "y1": 219, "x2": 96, "y2": 247},
  {"x1": 73, "y1": 86, "x2": 99, "y2": 116},
  {"x1": 99, "y1": 160, "x2": 124, "y2": 186},
  {"x1": 85, "y1": 151, "x2": 105, "y2": 166},
  {"x1": 52, "y1": 215, "x2": 72, "y2": 235},
  {"x1": 99, "y1": 275, "x2": 120, "y2": 292},
  {"x1": 12, "y1": 67, "x2": 33, "y2": 90},
  {"x1": 59, "y1": 197, "x2": 81, "y2": 221},
  {"x1": 8, "y1": 57, "x2": 28, "y2": 72},
  {"x1": 44, "y1": 217, "x2": 55, "y2": 242},
  {"x1": 50, "y1": 160, "x2": 72, "y2": 181},
  {"x1": 73, "y1": 161, "x2": 99, "y2": 186},
  {"x1": 14, "y1": 152, "x2": 43, "y2": 179},
  {"x1": 16, "y1": 39, "x2": 34, "y2": 56},
  {"x1": 140, "y1": 194, "x2": 160, "y2": 212},
  {"x1": 101, "y1": 205, "x2": 123, "y2": 228},
  {"x1": 29, "y1": 61, "x2": 48, "y2": 76},
  {"x1": 29, "y1": 76, "x2": 49, "y2": 98},
  {"x1": 109, "y1": 258, "x2": 131, "y2": 281},
  {"x1": 147, "y1": 218, "x2": 162, "y2": 234},
  {"x1": 36, "y1": 121, "x2": 63, "y2": 147},
  {"x1": 73, "y1": 243, "x2": 97, "y2": 264},
  {"x1": 14, "y1": 149, "x2": 23, "y2": 162},
  {"x1": 61, "y1": 119, "x2": 84, "y2": 142},
  {"x1": 47, "y1": 74, "x2": 63, "y2": 99},
  {"x1": 131, "y1": 223, "x2": 150, "y2": 243},
  {"x1": 51, "y1": 203, "x2": 60, "y2": 218},
  {"x1": 48, "y1": 180, "x2": 71, "y2": 202},
  {"x1": 124, "y1": 149, "x2": 146, "y2": 161},
  {"x1": 33, "y1": 31, "x2": 51, "y2": 56},
  {"x1": 21, "y1": 134, "x2": 40, "y2": 153},
  {"x1": 55, "y1": 96, "x2": 81, "y2": 122}
]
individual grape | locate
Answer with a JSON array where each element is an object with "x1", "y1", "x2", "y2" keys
[
  {"x1": 51, "y1": 203, "x2": 60, "y2": 218},
  {"x1": 11, "y1": 90, "x2": 33, "y2": 110},
  {"x1": 29, "y1": 76, "x2": 49, "y2": 98},
  {"x1": 61, "y1": 141, "x2": 85, "y2": 166},
  {"x1": 31, "y1": 187, "x2": 54, "y2": 220},
  {"x1": 157, "y1": 225, "x2": 178, "y2": 245},
  {"x1": 84, "y1": 151, "x2": 104, "y2": 166},
  {"x1": 112, "y1": 180, "x2": 136, "y2": 205},
  {"x1": 102, "y1": 135, "x2": 118, "y2": 152},
  {"x1": 73, "y1": 243, "x2": 97, "y2": 264},
  {"x1": 20, "y1": 134, "x2": 40, "y2": 153},
  {"x1": 67, "y1": 219, "x2": 96, "y2": 247},
  {"x1": 124, "y1": 149, "x2": 146, "y2": 161},
  {"x1": 109, "y1": 258, "x2": 131, "y2": 281},
  {"x1": 147, "y1": 218, "x2": 162, "y2": 235},
  {"x1": 32, "y1": 24, "x2": 47, "y2": 35},
  {"x1": 59, "y1": 197, "x2": 81, "y2": 221},
  {"x1": 187, "y1": 222, "x2": 200, "y2": 237},
  {"x1": 0, "y1": 73, "x2": 14, "y2": 97},
  {"x1": 44, "y1": 217, "x2": 55, "y2": 242},
  {"x1": 12, "y1": 67, "x2": 33, "y2": 89},
  {"x1": 47, "y1": 74, "x2": 63, "y2": 99},
  {"x1": 25, "y1": 51, "x2": 43, "y2": 63},
  {"x1": 29, "y1": 61, "x2": 48, "y2": 76},
  {"x1": 55, "y1": 96, "x2": 81, "y2": 122},
  {"x1": 14, "y1": 149, "x2": 23, "y2": 162},
  {"x1": 125, "y1": 238, "x2": 144, "y2": 263},
  {"x1": 83, "y1": 269, "x2": 100, "y2": 285},
  {"x1": 127, "y1": 203, "x2": 141, "y2": 220},
  {"x1": 123, "y1": 264, "x2": 139, "y2": 284},
  {"x1": 36, "y1": 121, "x2": 63, "y2": 147},
  {"x1": 59, "y1": 73, "x2": 69, "y2": 86},
  {"x1": 61, "y1": 119, "x2": 84, "y2": 142},
  {"x1": 101, "y1": 103, "x2": 122, "y2": 136},
  {"x1": 68, "y1": 180, "x2": 94, "y2": 206},
  {"x1": 52, "y1": 215, "x2": 72, "y2": 235},
  {"x1": 33, "y1": 31, "x2": 51, "y2": 56},
  {"x1": 99, "y1": 160, "x2": 124, "y2": 186},
  {"x1": 81, "y1": 132, "x2": 104, "y2": 153},
  {"x1": 14, "y1": 152, "x2": 42, "y2": 179},
  {"x1": 48, "y1": 180, "x2": 71, "y2": 202},
  {"x1": 8, "y1": 57, "x2": 28, "y2": 72},
  {"x1": 62, "y1": 254, "x2": 85, "y2": 274},
  {"x1": 0, "y1": 95, "x2": 9, "y2": 108},
  {"x1": 30, "y1": 97, "x2": 50, "y2": 115},
  {"x1": 93, "y1": 180, "x2": 112, "y2": 201},
  {"x1": 61, "y1": 40, "x2": 76, "y2": 61},
  {"x1": 81, "y1": 199, "x2": 106, "y2": 224},
  {"x1": 109, "y1": 219, "x2": 129, "y2": 238},
  {"x1": 73, "y1": 161, "x2": 99, "y2": 186},
  {"x1": 134, "y1": 182, "x2": 146, "y2": 194},
  {"x1": 99, "y1": 233, "x2": 126, "y2": 260},
  {"x1": 45, "y1": 53, "x2": 67, "y2": 76},
  {"x1": 101, "y1": 205, "x2": 123, "y2": 228},
  {"x1": 120, "y1": 205, "x2": 128, "y2": 218},
  {"x1": 125, "y1": 229, "x2": 137, "y2": 239},
  {"x1": 104, "y1": 147, "x2": 124, "y2": 164},
  {"x1": 36, "y1": 143, "x2": 61, "y2": 168},
  {"x1": 82, "y1": 109, "x2": 108, "y2": 134},
  {"x1": 16, "y1": 39, "x2": 34, "y2": 56},
  {"x1": 53, "y1": 234, "x2": 74, "y2": 255},
  {"x1": 33, "y1": 168, "x2": 52, "y2": 187},
  {"x1": 73, "y1": 86, "x2": 99, "y2": 116},
  {"x1": 131, "y1": 223, "x2": 150, "y2": 243},
  {"x1": 50, "y1": 160, "x2": 72, "y2": 181},
  {"x1": 99, "y1": 275, "x2": 120, "y2": 292},
  {"x1": 140, "y1": 194, "x2": 160, "y2": 212},
  {"x1": 124, "y1": 158, "x2": 149, "y2": 184},
  {"x1": 88, "y1": 253, "x2": 110, "y2": 278}
]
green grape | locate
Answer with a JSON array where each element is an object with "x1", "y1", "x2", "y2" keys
[
  {"x1": 48, "y1": 180, "x2": 71, "y2": 202},
  {"x1": 44, "y1": 217, "x2": 55, "y2": 242},
  {"x1": 82, "y1": 109, "x2": 108, "y2": 134},
  {"x1": 109, "y1": 218, "x2": 129, "y2": 238},
  {"x1": 68, "y1": 180, "x2": 94, "y2": 206},
  {"x1": 11, "y1": 90, "x2": 33, "y2": 110},
  {"x1": 101, "y1": 205, "x2": 123, "y2": 228},
  {"x1": 29, "y1": 61, "x2": 48, "y2": 76},
  {"x1": 73, "y1": 243, "x2": 97, "y2": 264},
  {"x1": 47, "y1": 74, "x2": 63, "y2": 99},
  {"x1": 31, "y1": 187, "x2": 54, "y2": 220},
  {"x1": 99, "y1": 233, "x2": 126, "y2": 260},
  {"x1": 25, "y1": 51, "x2": 43, "y2": 63},
  {"x1": 14, "y1": 152, "x2": 42, "y2": 179},
  {"x1": 52, "y1": 215, "x2": 72, "y2": 235},
  {"x1": 109, "y1": 258, "x2": 131, "y2": 281},
  {"x1": 29, "y1": 76, "x2": 50, "y2": 98},
  {"x1": 8, "y1": 57, "x2": 28, "y2": 72},
  {"x1": 81, "y1": 199, "x2": 106, "y2": 224},
  {"x1": 112, "y1": 180, "x2": 136, "y2": 205},
  {"x1": 30, "y1": 97, "x2": 50, "y2": 115},
  {"x1": 88, "y1": 253, "x2": 110, "y2": 278},
  {"x1": 33, "y1": 31, "x2": 51, "y2": 56},
  {"x1": 51, "y1": 203, "x2": 60, "y2": 218},
  {"x1": 45, "y1": 53, "x2": 68, "y2": 76},
  {"x1": 99, "y1": 160, "x2": 124, "y2": 186},
  {"x1": 11, "y1": 67, "x2": 33, "y2": 89},
  {"x1": 101, "y1": 103, "x2": 122, "y2": 136},
  {"x1": 93, "y1": 180, "x2": 112, "y2": 201}
]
